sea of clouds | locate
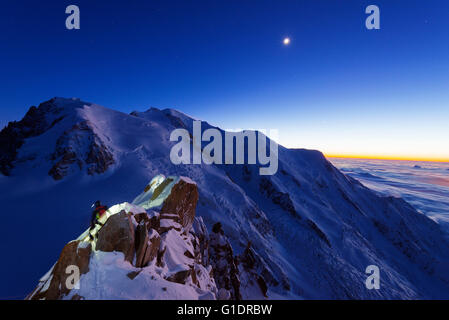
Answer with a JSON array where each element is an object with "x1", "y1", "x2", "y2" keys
[{"x1": 329, "y1": 158, "x2": 449, "y2": 235}]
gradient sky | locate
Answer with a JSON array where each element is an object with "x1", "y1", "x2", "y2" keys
[{"x1": 1, "y1": 0, "x2": 448, "y2": 161}]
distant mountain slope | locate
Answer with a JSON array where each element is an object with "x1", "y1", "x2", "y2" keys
[{"x1": 1, "y1": 97, "x2": 449, "y2": 299}]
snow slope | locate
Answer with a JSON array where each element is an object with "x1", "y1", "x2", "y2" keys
[{"x1": 2, "y1": 97, "x2": 449, "y2": 299}]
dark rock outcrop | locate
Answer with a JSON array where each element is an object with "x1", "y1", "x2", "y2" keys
[
  {"x1": 192, "y1": 217, "x2": 210, "y2": 266},
  {"x1": 135, "y1": 222, "x2": 161, "y2": 268},
  {"x1": 0, "y1": 99, "x2": 64, "y2": 176},
  {"x1": 28, "y1": 240, "x2": 91, "y2": 300},
  {"x1": 209, "y1": 222, "x2": 241, "y2": 300},
  {"x1": 127, "y1": 270, "x2": 142, "y2": 280},
  {"x1": 259, "y1": 177, "x2": 298, "y2": 217},
  {"x1": 48, "y1": 120, "x2": 114, "y2": 180},
  {"x1": 135, "y1": 212, "x2": 160, "y2": 231},
  {"x1": 238, "y1": 242, "x2": 269, "y2": 298},
  {"x1": 306, "y1": 219, "x2": 331, "y2": 247},
  {"x1": 160, "y1": 178, "x2": 199, "y2": 232},
  {"x1": 96, "y1": 210, "x2": 136, "y2": 263},
  {"x1": 166, "y1": 269, "x2": 191, "y2": 284}
]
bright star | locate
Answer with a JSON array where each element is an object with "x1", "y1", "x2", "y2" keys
[{"x1": 283, "y1": 37, "x2": 290, "y2": 45}]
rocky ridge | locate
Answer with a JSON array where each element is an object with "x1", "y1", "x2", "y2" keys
[{"x1": 27, "y1": 175, "x2": 266, "y2": 300}]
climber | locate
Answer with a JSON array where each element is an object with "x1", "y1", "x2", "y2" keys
[{"x1": 89, "y1": 200, "x2": 108, "y2": 240}]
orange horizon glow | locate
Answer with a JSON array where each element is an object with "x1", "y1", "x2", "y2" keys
[{"x1": 325, "y1": 153, "x2": 449, "y2": 163}]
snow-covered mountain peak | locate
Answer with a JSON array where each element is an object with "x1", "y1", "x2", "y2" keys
[
  {"x1": 0, "y1": 97, "x2": 119, "y2": 179},
  {"x1": 2, "y1": 97, "x2": 449, "y2": 299}
]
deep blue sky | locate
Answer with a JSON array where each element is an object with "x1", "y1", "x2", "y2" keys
[{"x1": 1, "y1": 0, "x2": 448, "y2": 160}]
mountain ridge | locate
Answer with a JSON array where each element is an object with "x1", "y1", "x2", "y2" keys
[{"x1": 1, "y1": 97, "x2": 449, "y2": 299}]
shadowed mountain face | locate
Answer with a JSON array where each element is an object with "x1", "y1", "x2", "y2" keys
[{"x1": 1, "y1": 97, "x2": 449, "y2": 299}]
